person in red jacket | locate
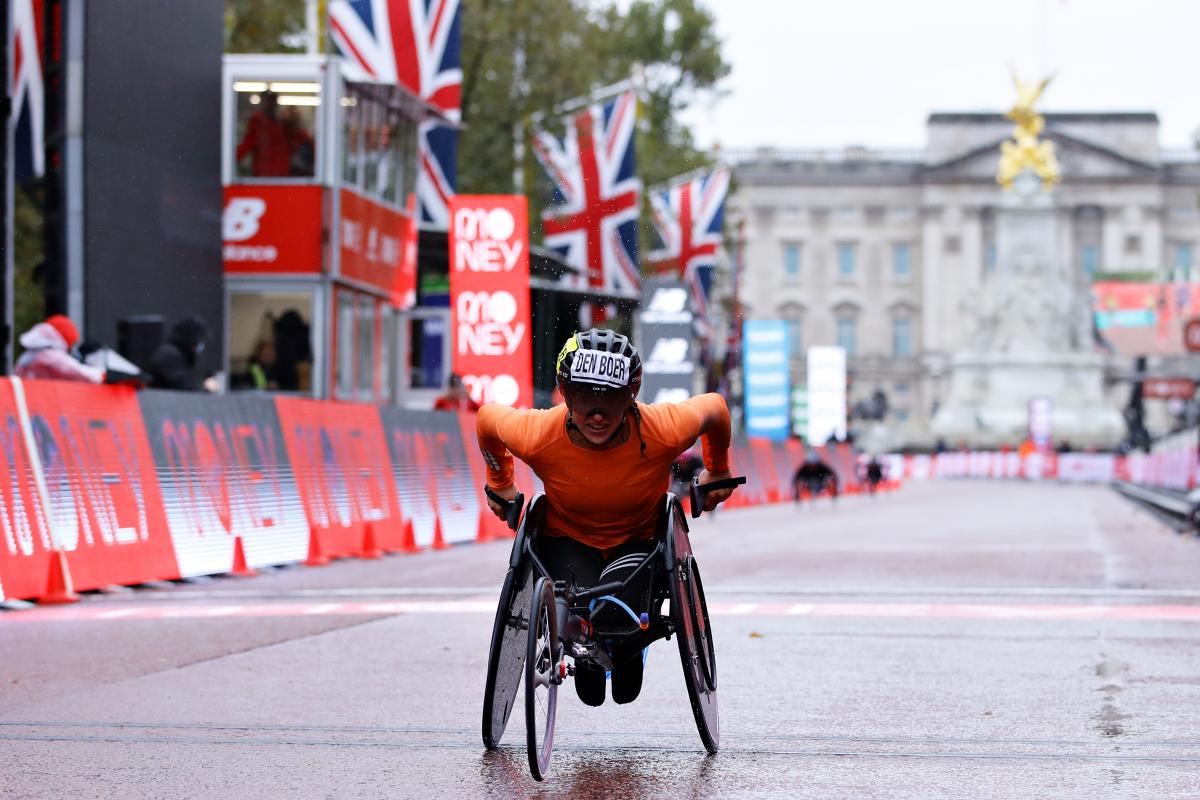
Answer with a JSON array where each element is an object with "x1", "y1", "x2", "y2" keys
[
  {"x1": 14, "y1": 315, "x2": 103, "y2": 383},
  {"x1": 433, "y1": 374, "x2": 481, "y2": 412},
  {"x1": 236, "y1": 92, "x2": 290, "y2": 178}
]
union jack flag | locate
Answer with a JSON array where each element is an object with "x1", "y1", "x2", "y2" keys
[
  {"x1": 328, "y1": 0, "x2": 461, "y2": 226},
  {"x1": 646, "y1": 167, "x2": 730, "y2": 318},
  {"x1": 10, "y1": 0, "x2": 45, "y2": 183},
  {"x1": 533, "y1": 90, "x2": 641, "y2": 298}
]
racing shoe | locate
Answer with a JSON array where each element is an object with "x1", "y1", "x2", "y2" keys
[
  {"x1": 610, "y1": 653, "x2": 645, "y2": 704},
  {"x1": 574, "y1": 661, "x2": 606, "y2": 706}
]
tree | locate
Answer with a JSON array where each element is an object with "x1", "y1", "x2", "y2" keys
[{"x1": 224, "y1": 0, "x2": 310, "y2": 54}]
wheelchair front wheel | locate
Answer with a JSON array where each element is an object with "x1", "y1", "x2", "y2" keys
[{"x1": 525, "y1": 577, "x2": 559, "y2": 781}]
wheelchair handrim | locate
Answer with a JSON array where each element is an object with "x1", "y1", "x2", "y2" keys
[
  {"x1": 482, "y1": 562, "x2": 532, "y2": 749},
  {"x1": 686, "y1": 556, "x2": 717, "y2": 690},
  {"x1": 671, "y1": 555, "x2": 720, "y2": 753}
]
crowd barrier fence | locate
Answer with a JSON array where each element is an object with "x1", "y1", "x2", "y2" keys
[
  {"x1": 882, "y1": 448, "x2": 1199, "y2": 492},
  {"x1": 0, "y1": 380, "x2": 877, "y2": 603}
]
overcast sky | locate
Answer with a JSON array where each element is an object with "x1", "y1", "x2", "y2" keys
[{"x1": 681, "y1": 0, "x2": 1200, "y2": 151}]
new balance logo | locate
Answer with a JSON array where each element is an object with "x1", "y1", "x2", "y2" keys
[
  {"x1": 223, "y1": 197, "x2": 267, "y2": 241},
  {"x1": 641, "y1": 286, "x2": 692, "y2": 323},
  {"x1": 647, "y1": 288, "x2": 688, "y2": 314},
  {"x1": 645, "y1": 337, "x2": 693, "y2": 374}
]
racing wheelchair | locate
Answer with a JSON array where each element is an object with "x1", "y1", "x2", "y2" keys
[{"x1": 481, "y1": 476, "x2": 744, "y2": 781}]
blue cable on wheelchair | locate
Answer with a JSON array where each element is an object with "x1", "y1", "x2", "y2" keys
[{"x1": 587, "y1": 596, "x2": 651, "y2": 666}]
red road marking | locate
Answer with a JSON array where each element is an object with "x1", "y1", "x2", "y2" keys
[{"x1": 3, "y1": 599, "x2": 1200, "y2": 623}]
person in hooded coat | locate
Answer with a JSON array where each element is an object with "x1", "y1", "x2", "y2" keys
[
  {"x1": 14, "y1": 315, "x2": 104, "y2": 383},
  {"x1": 150, "y1": 315, "x2": 211, "y2": 391}
]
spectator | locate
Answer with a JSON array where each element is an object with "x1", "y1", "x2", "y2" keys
[
  {"x1": 273, "y1": 309, "x2": 312, "y2": 392},
  {"x1": 14, "y1": 315, "x2": 103, "y2": 383},
  {"x1": 434, "y1": 374, "x2": 481, "y2": 412},
  {"x1": 150, "y1": 315, "x2": 215, "y2": 392},
  {"x1": 235, "y1": 92, "x2": 290, "y2": 177},
  {"x1": 281, "y1": 106, "x2": 315, "y2": 177},
  {"x1": 247, "y1": 339, "x2": 279, "y2": 391}
]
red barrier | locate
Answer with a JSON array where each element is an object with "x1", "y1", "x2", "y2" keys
[
  {"x1": 20, "y1": 380, "x2": 179, "y2": 593},
  {"x1": 138, "y1": 391, "x2": 311, "y2": 578},
  {"x1": 0, "y1": 379, "x2": 55, "y2": 602},
  {"x1": 275, "y1": 397, "x2": 404, "y2": 559},
  {"x1": 749, "y1": 439, "x2": 782, "y2": 503}
]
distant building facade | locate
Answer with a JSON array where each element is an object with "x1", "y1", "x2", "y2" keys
[{"x1": 727, "y1": 112, "x2": 1200, "y2": 445}]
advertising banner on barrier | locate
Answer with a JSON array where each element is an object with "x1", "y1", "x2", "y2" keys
[
  {"x1": 380, "y1": 408, "x2": 481, "y2": 547},
  {"x1": 275, "y1": 397, "x2": 405, "y2": 558},
  {"x1": 0, "y1": 379, "x2": 53, "y2": 602},
  {"x1": 20, "y1": 381, "x2": 179, "y2": 591},
  {"x1": 139, "y1": 392, "x2": 310, "y2": 576},
  {"x1": 223, "y1": 185, "x2": 324, "y2": 274},
  {"x1": 449, "y1": 195, "x2": 533, "y2": 408},
  {"x1": 743, "y1": 320, "x2": 791, "y2": 440},
  {"x1": 638, "y1": 279, "x2": 697, "y2": 404}
]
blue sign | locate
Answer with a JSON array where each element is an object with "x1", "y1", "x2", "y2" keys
[{"x1": 743, "y1": 320, "x2": 791, "y2": 440}]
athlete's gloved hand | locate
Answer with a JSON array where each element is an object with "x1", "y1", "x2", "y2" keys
[
  {"x1": 697, "y1": 469, "x2": 735, "y2": 511},
  {"x1": 486, "y1": 484, "x2": 520, "y2": 520}
]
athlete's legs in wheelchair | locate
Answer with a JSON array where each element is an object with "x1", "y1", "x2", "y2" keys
[{"x1": 535, "y1": 534, "x2": 655, "y2": 706}]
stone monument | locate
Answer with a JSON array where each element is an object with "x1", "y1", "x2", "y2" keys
[{"x1": 930, "y1": 74, "x2": 1124, "y2": 448}]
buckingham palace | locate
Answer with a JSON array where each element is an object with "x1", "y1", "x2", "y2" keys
[{"x1": 725, "y1": 112, "x2": 1200, "y2": 447}]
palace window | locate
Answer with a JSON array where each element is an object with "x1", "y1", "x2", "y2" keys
[
  {"x1": 892, "y1": 317, "x2": 913, "y2": 358},
  {"x1": 836, "y1": 242, "x2": 856, "y2": 280},
  {"x1": 1175, "y1": 242, "x2": 1193, "y2": 277},
  {"x1": 893, "y1": 243, "x2": 911, "y2": 281},
  {"x1": 783, "y1": 242, "x2": 801, "y2": 278},
  {"x1": 836, "y1": 314, "x2": 857, "y2": 356}
]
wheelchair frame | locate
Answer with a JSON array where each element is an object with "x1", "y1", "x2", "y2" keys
[{"x1": 482, "y1": 477, "x2": 739, "y2": 781}]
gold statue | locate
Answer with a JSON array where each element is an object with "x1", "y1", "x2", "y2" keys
[{"x1": 996, "y1": 72, "x2": 1060, "y2": 189}]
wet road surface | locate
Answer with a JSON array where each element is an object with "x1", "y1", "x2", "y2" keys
[{"x1": 3, "y1": 481, "x2": 1200, "y2": 798}]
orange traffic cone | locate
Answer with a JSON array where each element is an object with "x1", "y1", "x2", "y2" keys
[
  {"x1": 304, "y1": 524, "x2": 329, "y2": 567},
  {"x1": 398, "y1": 518, "x2": 419, "y2": 553},
  {"x1": 40, "y1": 550, "x2": 80, "y2": 605},
  {"x1": 360, "y1": 520, "x2": 383, "y2": 559},
  {"x1": 475, "y1": 511, "x2": 492, "y2": 544},
  {"x1": 432, "y1": 515, "x2": 449, "y2": 550},
  {"x1": 230, "y1": 535, "x2": 258, "y2": 577}
]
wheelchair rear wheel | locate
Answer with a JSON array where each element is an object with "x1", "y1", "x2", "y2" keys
[
  {"x1": 670, "y1": 538, "x2": 719, "y2": 753},
  {"x1": 482, "y1": 559, "x2": 534, "y2": 749},
  {"x1": 525, "y1": 577, "x2": 559, "y2": 781}
]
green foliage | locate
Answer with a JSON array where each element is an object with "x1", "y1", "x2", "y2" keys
[
  {"x1": 1092, "y1": 270, "x2": 1161, "y2": 284},
  {"x1": 224, "y1": 0, "x2": 309, "y2": 54},
  {"x1": 12, "y1": 183, "x2": 46, "y2": 356}
]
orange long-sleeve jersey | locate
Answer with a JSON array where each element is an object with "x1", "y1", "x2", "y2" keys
[{"x1": 476, "y1": 394, "x2": 731, "y2": 549}]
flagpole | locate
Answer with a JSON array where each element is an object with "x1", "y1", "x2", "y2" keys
[
  {"x1": 529, "y1": 77, "x2": 640, "y2": 127},
  {"x1": 2, "y1": 0, "x2": 13, "y2": 373},
  {"x1": 727, "y1": 217, "x2": 746, "y2": 407}
]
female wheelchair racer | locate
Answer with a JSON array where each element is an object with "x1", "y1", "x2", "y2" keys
[{"x1": 476, "y1": 328, "x2": 742, "y2": 780}]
